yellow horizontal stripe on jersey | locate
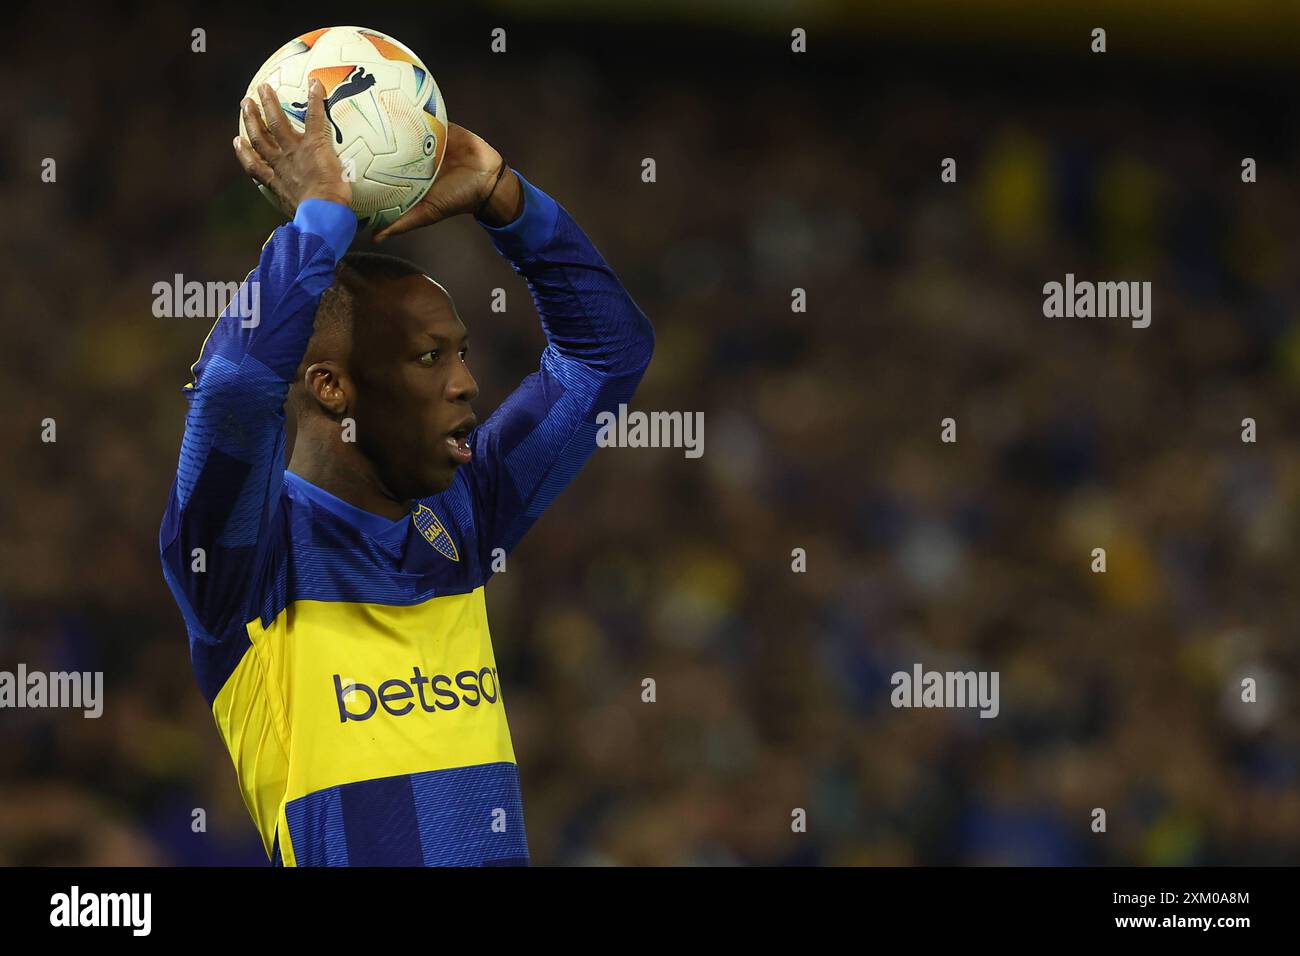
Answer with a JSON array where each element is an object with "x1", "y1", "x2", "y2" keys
[
  {"x1": 211, "y1": 636, "x2": 290, "y2": 861},
  {"x1": 211, "y1": 586, "x2": 516, "y2": 859}
]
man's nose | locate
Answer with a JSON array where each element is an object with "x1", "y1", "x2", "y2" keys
[{"x1": 449, "y1": 363, "x2": 479, "y2": 403}]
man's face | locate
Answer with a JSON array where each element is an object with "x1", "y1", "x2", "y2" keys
[{"x1": 347, "y1": 274, "x2": 479, "y2": 500}]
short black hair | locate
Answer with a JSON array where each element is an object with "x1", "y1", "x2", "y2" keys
[
  {"x1": 313, "y1": 251, "x2": 430, "y2": 342},
  {"x1": 338, "y1": 250, "x2": 430, "y2": 282},
  {"x1": 291, "y1": 252, "x2": 433, "y2": 399}
]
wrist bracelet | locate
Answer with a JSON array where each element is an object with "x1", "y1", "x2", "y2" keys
[{"x1": 476, "y1": 159, "x2": 509, "y2": 219}]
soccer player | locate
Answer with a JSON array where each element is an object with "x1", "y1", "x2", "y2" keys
[{"x1": 159, "y1": 80, "x2": 654, "y2": 865}]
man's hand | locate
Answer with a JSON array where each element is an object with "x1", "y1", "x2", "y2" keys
[
  {"x1": 234, "y1": 79, "x2": 352, "y2": 217},
  {"x1": 373, "y1": 122, "x2": 523, "y2": 242}
]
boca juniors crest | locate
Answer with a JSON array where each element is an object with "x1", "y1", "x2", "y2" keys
[{"x1": 411, "y1": 504, "x2": 460, "y2": 562}]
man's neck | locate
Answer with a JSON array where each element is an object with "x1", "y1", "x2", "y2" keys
[{"x1": 288, "y1": 441, "x2": 410, "y2": 522}]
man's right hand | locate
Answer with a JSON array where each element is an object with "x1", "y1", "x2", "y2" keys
[{"x1": 235, "y1": 78, "x2": 352, "y2": 217}]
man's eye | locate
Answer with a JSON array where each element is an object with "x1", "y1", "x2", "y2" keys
[
  {"x1": 420, "y1": 350, "x2": 439, "y2": 364},
  {"x1": 459, "y1": 348, "x2": 468, "y2": 361}
]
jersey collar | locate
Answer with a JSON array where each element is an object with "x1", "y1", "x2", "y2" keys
[{"x1": 284, "y1": 470, "x2": 411, "y2": 544}]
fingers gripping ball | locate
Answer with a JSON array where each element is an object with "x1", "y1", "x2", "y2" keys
[{"x1": 239, "y1": 26, "x2": 448, "y2": 230}]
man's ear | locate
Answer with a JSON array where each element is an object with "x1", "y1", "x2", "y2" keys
[{"x1": 304, "y1": 361, "x2": 349, "y2": 416}]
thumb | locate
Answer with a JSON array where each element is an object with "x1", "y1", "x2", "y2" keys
[{"x1": 374, "y1": 201, "x2": 442, "y2": 242}]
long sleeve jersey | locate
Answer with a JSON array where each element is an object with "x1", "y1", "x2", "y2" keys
[{"x1": 159, "y1": 172, "x2": 654, "y2": 866}]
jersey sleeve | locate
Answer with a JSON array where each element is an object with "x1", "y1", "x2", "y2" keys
[
  {"x1": 461, "y1": 171, "x2": 655, "y2": 574},
  {"x1": 159, "y1": 200, "x2": 357, "y2": 644}
]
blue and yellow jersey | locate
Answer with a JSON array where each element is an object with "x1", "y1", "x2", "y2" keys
[{"x1": 159, "y1": 174, "x2": 654, "y2": 866}]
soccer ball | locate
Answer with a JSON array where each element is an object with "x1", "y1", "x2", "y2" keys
[{"x1": 240, "y1": 26, "x2": 447, "y2": 230}]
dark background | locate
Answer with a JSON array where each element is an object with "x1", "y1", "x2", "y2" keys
[{"x1": 3, "y1": 0, "x2": 1299, "y2": 864}]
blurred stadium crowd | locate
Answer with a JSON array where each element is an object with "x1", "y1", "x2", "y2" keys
[{"x1": 2, "y1": 4, "x2": 1298, "y2": 864}]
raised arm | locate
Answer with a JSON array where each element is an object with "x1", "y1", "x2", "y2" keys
[
  {"x1": 459, "y1": 170, "x2": 655, "y2": 569},
  {"x1": 373, "y1": 123, "x2": 654, "y2": 575},
  {"x1": 160, "y1": 80, "x2": 356, "y2": 649}
]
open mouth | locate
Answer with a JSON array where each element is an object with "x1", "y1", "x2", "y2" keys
[{"x1": 446, "y1": 421, "x2": 475, "y2": 465}]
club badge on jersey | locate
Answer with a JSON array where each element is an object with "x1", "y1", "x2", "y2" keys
[{"x1": 413, "y1": 504, "x2": 459, "y2": 562}]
